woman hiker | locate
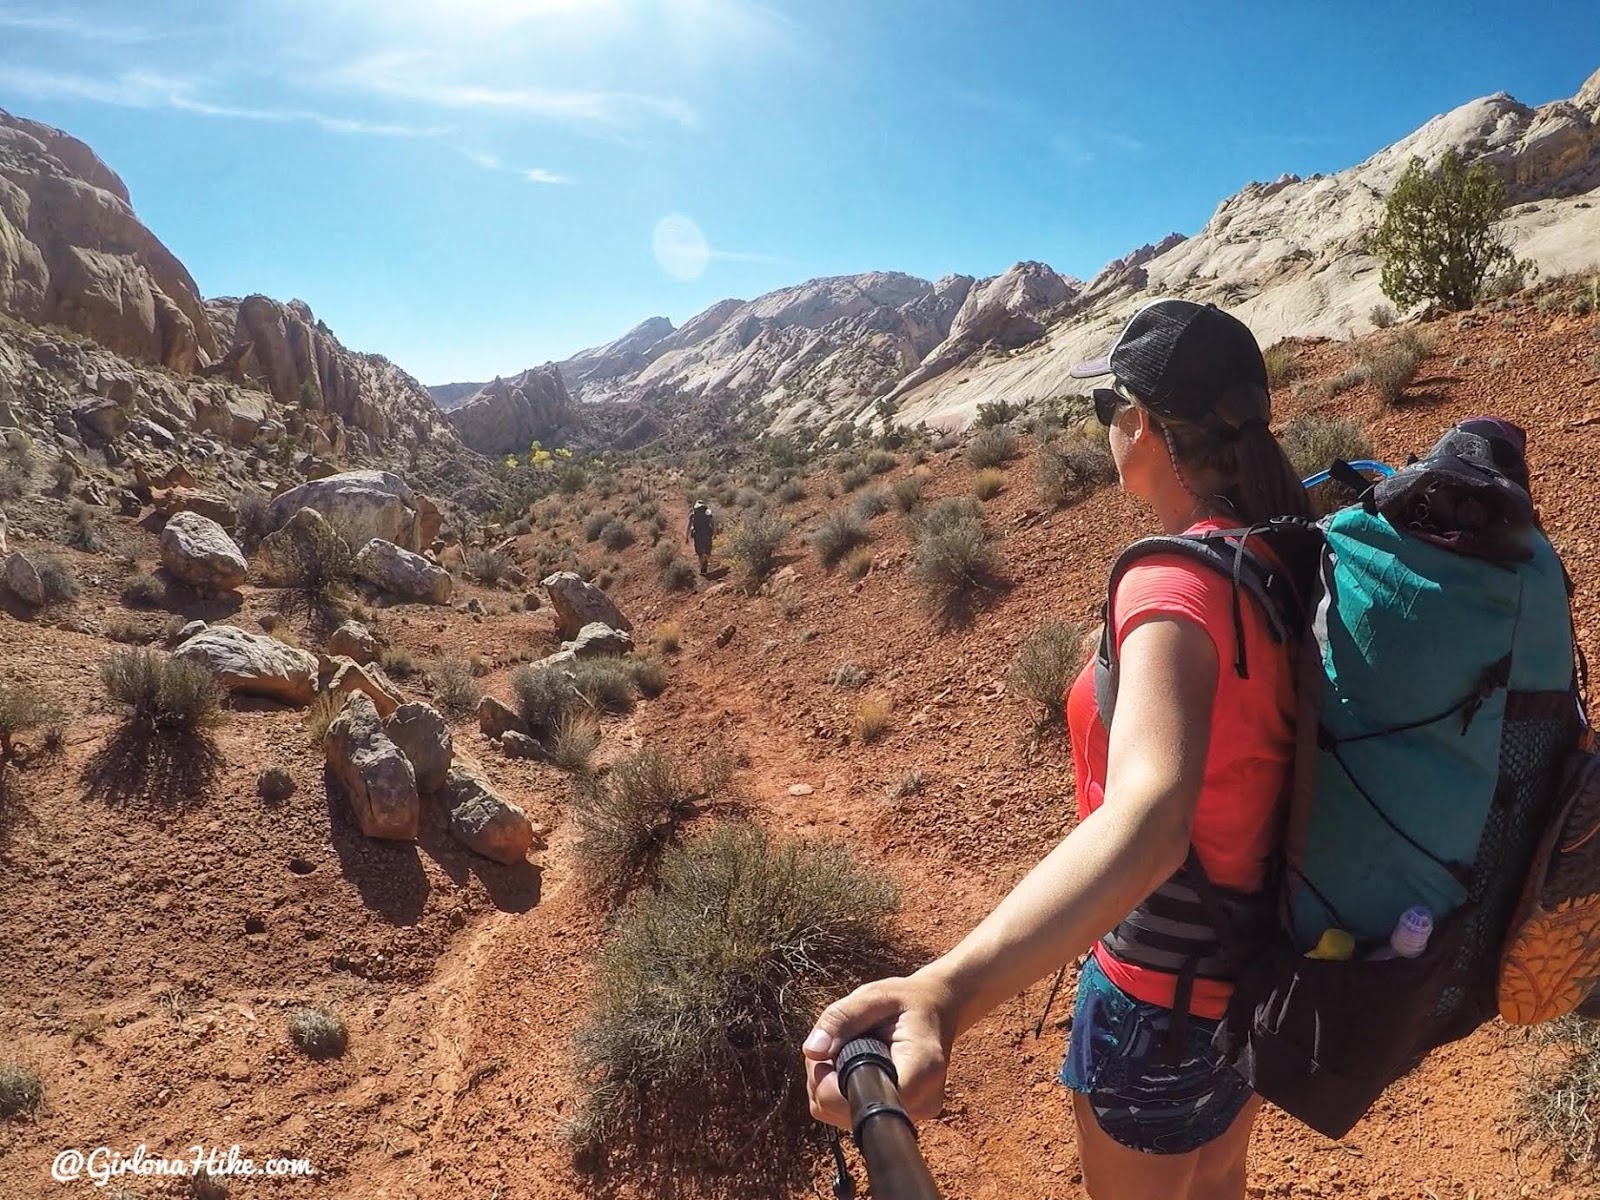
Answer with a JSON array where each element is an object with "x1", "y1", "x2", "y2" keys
[
  {"x1": 803, "y1": 299, "x2": 1313, "y2": 1200},
  {"x1": 686, "y1": 500, "x2": 715, "y2": 575}
]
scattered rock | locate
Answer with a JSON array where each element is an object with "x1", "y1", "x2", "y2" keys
[
  {"x1": 354, "y1": 538, "x2": 453, "y2": 605},
  {"x1": 175, "y1": 619, "x2": 208, "y2": 643},
  {"x1": 160, "y1": 511, "x2": 247, "y2": 591},
  {"x1": 439, "y1": 766, "x2": 535, "y2": 864},
  {"x1": 321, "y1": 658, "x2": 403, "y2": 719},
  {"x1": 172, "y1": 624, "x2": 319, "y2": 706},
  {"x1": 257, "y1": 767, "x2": 296, "y2": 804},
  {"x1": 788, "y1": 783, "x2": 815, "y2": 797},
  {"x1": 4, "y1": 551, "x2": 44, "y2": 607},
  {"x1": 383, "y1": 702, "x2": 452, "y2": 793},
  {"x1": 716, "y1": 624, "x2": 736, "y2": 648},
  {"x1": 501, "y1": 730, "x2": 541, "y2": 759},
  {"x1": 324, "y1": 693, "x2": 419, "y2": 841},
  {"x1": 541, "y1": 571, "x2": 632, "y2": 639},
  {"x1": 569, "y1": 622, "x2": 633, "y2": 659},
  {"x1": 150, "y1": 486, "x2": 236, "y2": 528},
  {"x1": 477, "y1": 695, "x2": 527, "y2": 740},
  {"x1": 465, "y1": 597, "x2": 485, "y2": 615},
  {"x1": 70, "y1": 396, "x2": 130, "y2": 441},
  {"x1": 0, "y1": 508, "x2": 7, "y2": 555},
  {"x1": 327, "y1": 621, "x2": 378, "y2": 664}
]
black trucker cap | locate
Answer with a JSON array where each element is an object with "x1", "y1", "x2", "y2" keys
[{"x1": 1069, "y1": 299, "x2": 1271, "y2": 431}]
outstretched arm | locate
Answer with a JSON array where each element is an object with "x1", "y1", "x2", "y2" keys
[{"x1": 805, "y1": 613, "x2": 1218, "y2": 1127}]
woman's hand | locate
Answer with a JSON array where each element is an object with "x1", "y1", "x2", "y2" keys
[{"x1": 803, "y1": 970, "x2": 958, "y2": 1131}]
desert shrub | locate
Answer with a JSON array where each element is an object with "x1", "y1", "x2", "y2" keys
[
  {"x1": 569, "y1": 823, "x2": 900, "y2": 1168},
  {"x1": 1517, "y1": 1014, "x2": 1600, "y2": 1166},
  {"x1": 277, "y1": 520, "x2": 354, "y2": 623},
  {"x1": 122, "y1": 572, "x2": 166, "y2": 609},
  {"x1": 105, "y1": 616, "x2": 147, "y2": 645},
  {"x1": 851, "y1": 487, "x2": 891, "y2": 520},
  {"x1": 811, "y1": 510, "x2": 869, "y2": 568},
  {"x1": 1280, "y1": 414, "x2": 1374, "y2": 517},
  {"x1": 1369, "y1": 302, "x2": 1397, "y2": 329},
  {"x1": 572, "y1": 658, "x2": 638, "y2": 714},
  {"x1": 65, "y1": 500, "x2": 104, "y2": 551},
  {"x1": 652, "y1": 622, "x2": 682, "y2": 653},
  {"x1": 827, "y1": 661, "x2": 868, "y2": 690},
  {"x1": 775, "y1": 478, "x2": 806, "y2": 505},
  {"x1": 551, "y1": 712, "x2": 602, "y2": 774},
  {"x1": 287, "y1": 1005, "x2": 347, "y2": 1059},
  {"x1": 853, "y1": 696, "x2": 891, "y2": 743},
  {"x1": 0, "y1": 1061, "x2": 43, "y2": 1117},
  {"x1": 234, "y1": 488, "x2": 272, "y2": 552},
  {"x1": 35, "y1": 555, "x2": 78, "y2": 605},
  {"x1": 1370, "y1": 148, "x2": 1526, "y2": 310},
  {"x1": 972, "y1": 468, "x2": 1006, "y2": 500},
  {"x1": 0, "y1": 680, "x2": 60, "y2": 759},
  {"x1": 625, "y1": 657, "x2": 670, "y2": 699},
  {"x1": 509, "y1": 517, "x2": 533, "y2": 536},
  {"x1": 379, "y1": 647, "x2": 419, "y2": 678},
  {"x1": 661, "y1": 558, "x2": 697, "y2": 591},
  {"x1": 101, "y1": 649, "x2": 225, "y2": 737},
  {"x1": 428, "y1": 656, "x2": 482, "y2": 719},
  {"x1": 1008, "y1": 619, "x2": 1087, "y2": 725},
  {"x1": 1262, "y1": 342, "x2": 1302, "y2": 389},
  {"x1": 652, "y1": 540, "x2": 677, "y2": 570},
  {"x1": 584, "y1": 512, "x2": 612, "y2": 542},
  {"x1": 885, "y1": 771, "x2": 925, "y2": 802},
  {"x1": 512, "y1": 663, "x2": 575, "y2": 734},
  {"x1": 890, "y1": 474, "x2": 926, "y2": 513},
  {"x1": 1355, "y1": 328, "x2": 1435, "y2": 405},
  {"x1": 973, "y1": 398, "x2": 1025, "y2": 428},
  {"x1": 843, "y1": 547, "x2": 874, "y2": 581},
  {"x1": 0, "y1": 437, "x2": 35, "y2": 500},
  {"x1": 726, "y1": 513, "x2": 788, "y2": 586},
  {"x1": 467, "y1": 549, "x2": 511, "y2": 586},
  {"x1": 864, "y1": 450, "x2": 898, "y2": 476},
  {"x1": 966, "y1": 425, "x2": 1017, "y2": 469},
  {"x1": 838, "y1": 463, "x2": 870, "y2": 494},
  {"x1": 571, "y1": 745, "x2": 698, "y2": 899},
  {"x1": 1036, "y1": 429, "x2": 1118, "y2": 508},
  {"x1": 909, "y1": 497, "x2": 1000, "y2": 618},
  {"x1": 600, "y1": 519, "x2": 635, "y2": 552}
]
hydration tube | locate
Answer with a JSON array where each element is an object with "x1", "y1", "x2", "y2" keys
[{"x1": 1300, "y1": 459, "x2": 1395, "y2": 490}]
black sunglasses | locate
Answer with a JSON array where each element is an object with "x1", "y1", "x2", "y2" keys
[{"x1": 1093, "y1": 387, "x2": 1128, "y2": 427}]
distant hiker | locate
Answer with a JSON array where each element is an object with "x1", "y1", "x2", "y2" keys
[
  {"x1": 686, "y1": 501, "x2": 715, "y2": 575},
  {"x1": 805, "y1": 300, "x2": 1318, "y2": 1198}
]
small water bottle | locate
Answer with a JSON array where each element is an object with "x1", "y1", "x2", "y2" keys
[{"x1": 1369, "y1": 906, "x2": 1433, "y2": 961}]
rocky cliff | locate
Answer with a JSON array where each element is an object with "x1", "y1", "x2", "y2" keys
[
  {"x1": 444, "y1": 366, "x2": 580, "y2": 457},
  {"x1": 0, "y1": 109, "x2": 216, "y2": 374}
]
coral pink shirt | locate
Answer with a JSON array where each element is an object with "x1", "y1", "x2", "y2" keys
[{"x1": 1065, "y1": 518, "x2": 1295, "y2": 1018}]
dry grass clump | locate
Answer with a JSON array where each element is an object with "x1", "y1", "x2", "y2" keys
[
  {"x1": 842, "y1": 547, "x2": 874, "y2": 581},
  {"x1": 811, "y1": 510, "x2": 869, "y2": 568},
  {"x1": 1008, "y1": 619, "x2": 1087, "y2": 726},
  {"x1": 35, "y1": 554, "x2": 78, "y2": 605},
  {"x1": 1369, "y1": 302, "x2": 1398, "y2": 328},
  {"x1": 379, "y1": 647, "x2": 419, "y2": 678},
  {"x1": 966, "y1": 425, "x2": 1017, "y2": 469},
  {"x1": 1355, "y1": 327, "x2": 1435, "y2": 405},
  {"x1": 568, "y1": 823, "x2": 901, "y2": 1176},
  {"x1": 571, "y1": 745, "x2": 699, "y2": 899},
  {"x1": 1279, "y1": 413, "x2": 1376, "y2": 516},
  {"x1": 65, "y1": 500, "x2": 104, "y2": 551},
  {"x1": 909, "y1": 497, "x2": 1001, "y2": 619},
  {"x1": 1036, "y1": 428, "x2": 1118, "y2": 508},
  {"x1": 122, "y1": 571, "x2": 167, "y2": 609},
  {"x1": 0, "y1": 1061, "x2": 43, "y2": 1117},
  {"x1": 624, "y1": 656, "x2": 670, "y2": 699},
  {"x1": 1517, "y1": 1014, "x2": 1600, "y2": 1166},
  {"x1": 890, "y1": 474, "x2": 926, "y2": 513},
  {"x1": 304, "y1": 690, "x2": 349, "y2": 746},
  {"x1": 1262, "y1": 341, "x2": 1302, "y2": 388},
  {"x1": 885, "y1": 771, "x2": 925, "y2": 802},
  {"x1": 853, "y1": 696, "x2": 891, "y2": 743},
  {"x1": 467, "y1": 549, "x2": 512, "y2": 586},
  {"x1": 572, "y1": 658, "x2": 639, "y2": 714},
  {"x1": 851, "y1": 486, "x2": 891, "y2": 520},
  {"x1": 101, "y1": 649, "x2": 225, "y2": 737},
  {"x1": 511, "y1": 662, "x2": 575, "y2": 734},
  {"x1": 428, "y1": 656, "x2": 482, "y2": 719},
  {"x1": 652, "y1": 622, "x2": 682, "y2": 653},
  {"x1": 287, "y1": 1005, "x2": 348, "y2": 1059},
  {"x1": 0, "y1": 679, "x2": 62, "y2": 760},
  {"x1": 972, "y1": 468, "x2": 1006, "y2": 500},
  {"x1": 726, "y1": 513, "x2": 788, "y2": 586},
  {"x1": 551, "y1": 712, "x2": 602, "y2": 775}
]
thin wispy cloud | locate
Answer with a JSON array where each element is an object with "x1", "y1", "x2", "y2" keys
[
  {"x1": 338, "y1": 52, "x2": 698, "y2": 132},
  {"x1": 520, "y1": 168, "x2": 574, "y2": 185},
  {"x1": 459, "y1": 148, "x2": 576, "y2": 186},
  {"x1": 0, "y1": 8, "x2": 160, "y2": 43},
  {"x1": 0, "y1": 65, "x2": 448, "y2": 138}
]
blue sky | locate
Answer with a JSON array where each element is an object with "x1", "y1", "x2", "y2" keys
[{"x1": 1, "y1": 2, "x2": 1595, "y2": 385}]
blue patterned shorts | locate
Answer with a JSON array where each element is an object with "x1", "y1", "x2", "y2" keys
[{"x1": 1059, "y1": 954, "x2": 1254, "y2": 1155}]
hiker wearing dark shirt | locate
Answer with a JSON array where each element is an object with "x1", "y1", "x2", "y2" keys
[{"x1": 686, "y1": 501, "x2": 714, "y2": 575}]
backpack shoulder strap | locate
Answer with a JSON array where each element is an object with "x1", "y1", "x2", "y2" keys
[{"x1": 1094, "y1": 522, "x2": 1323, "y2": 725}]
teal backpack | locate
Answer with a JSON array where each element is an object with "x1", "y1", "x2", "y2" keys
[{"x1": 1093, "y1": 417, "x2": 1592, "y2": 1138}]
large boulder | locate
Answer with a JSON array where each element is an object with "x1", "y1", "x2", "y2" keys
[
  {"x1": 4, "y1": 551, "x2": 44, "y2": 607},
  {"x1": 151, "y1": 486, "x2": 236, "y2": 529},
  {"x1": 254, "y1": 506, "x2": 327, "y2": 586},
  {"x1": 264, "y1": 470, "x2": 425, "y2": 551},
  {"x1": 324, "y1": 693, "x2": 419, "y2": 841},
  {"x1": 327, "y1": 621, "x2": 377, "y2": 664},
  {"x1": 172, "y1": 625, "x2": 319, "y2": 705},
  {"x1": 569, "y1": 622, "x2": 634, "y2": 659},
  {"x1": 383, "y1": 702, "x2": 453, "y2": 794},
  {"x1": 159, "y1": 512, "x2": 247, "y2": 592},
  {"x1": 320, "y1": 657, "x2": 404, "y2": 719},
  {"x1": 542, "y1": 571, "x2": 632, "y2": 639},
  {"x1": 477, "y1": 695, "x2": 526, "y2": 740},
  {"x1": 438, "y1": 765, "x2": 534, "y2": 864},
  {"x1": 71, "y1": 397, "x2": 130, "y2": 441},
  {"x1": 353, "y1": 538, "x2": 453, "y2": 605}
]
